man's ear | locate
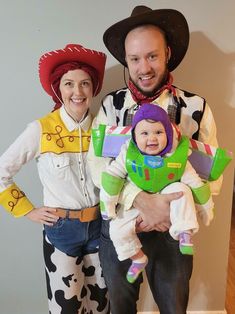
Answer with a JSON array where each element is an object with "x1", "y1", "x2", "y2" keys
[{"x1": 167, "y1": 46, "x2": 171, "y2": 63}]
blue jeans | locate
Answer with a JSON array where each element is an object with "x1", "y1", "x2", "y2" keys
[
  {"x1": 44, "y1": 216, "x2": 102, "y2": 257},
  {"x1": 99, "y1": 220, "x2": 193, "y2": 314}
]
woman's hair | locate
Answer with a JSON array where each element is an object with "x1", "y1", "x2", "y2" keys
[{"x1": 50, "y1": 61, "x2": 98, "y2": 111}]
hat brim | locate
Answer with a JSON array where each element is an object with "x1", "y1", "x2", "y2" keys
[
  {"x1": 39, "y1": 46, "x2": 106, "y2": 96},
  {"x1": 103, "y1": 8, "x2": 189, "y2": 72}
]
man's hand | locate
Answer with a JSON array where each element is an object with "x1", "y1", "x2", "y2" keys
[
  {"x1": 25, "y1": 207, "x2": 59, "y2": 226},
  {"x1": 133, "y1": 191, "x2": 183, "y2": 232}
]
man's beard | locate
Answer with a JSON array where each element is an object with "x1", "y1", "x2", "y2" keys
[{"x1": 130, "y1": 70, "x2": 169, "y2": 97}]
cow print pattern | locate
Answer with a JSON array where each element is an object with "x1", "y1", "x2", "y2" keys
[
  {"x1": 43, "y1": 232, "x2": 110, "y2": 314},
  {"x1": 104, "y1": 87, "x2": 206, "y2": 142}
]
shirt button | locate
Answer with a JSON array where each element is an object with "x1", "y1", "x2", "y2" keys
[{"x1": 81, "y1": 178, "x2": 84, "y2": 181}]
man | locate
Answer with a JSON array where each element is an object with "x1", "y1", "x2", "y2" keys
[{"x1": 88, "y1": 5, "x2": 220, "y2": 314}]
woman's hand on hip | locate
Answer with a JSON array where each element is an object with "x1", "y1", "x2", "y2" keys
[{"x1": 25, "y1": 207, "x2": 59, "y2": 225}]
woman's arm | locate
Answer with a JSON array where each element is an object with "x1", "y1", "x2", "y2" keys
[{"x1": 0, "y1": 121, "x2": 40, "y2": 217}]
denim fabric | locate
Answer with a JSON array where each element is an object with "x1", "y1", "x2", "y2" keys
[
  {"x1": 99, "y1": 220, "x2": 193, "y2": 314},
  {"x1": 44, "y1": 216, "x2": 102, "y2": 257}
]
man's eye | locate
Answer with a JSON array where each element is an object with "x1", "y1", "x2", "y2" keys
[
  {"x1": 149, "y1": 55, "x2": 157, "y2": 60},
  {"x1": 131, "y1": 58, "x2": 138, "y2": 62}
]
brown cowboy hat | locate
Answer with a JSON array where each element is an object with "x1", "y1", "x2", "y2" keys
[{"x1": 103, "y1": 5, "x2": 189, "y2": 72}]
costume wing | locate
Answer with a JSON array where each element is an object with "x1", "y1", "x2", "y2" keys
[
  {"x1": 188, "y1": 139, "x2": 232, "y2": 180},
  {"x1": 92, "y1": 124, "x2": 131, "y2": 157},
  {"x1": 92, "y1": 124, "x2": 233, "y2": 181}
]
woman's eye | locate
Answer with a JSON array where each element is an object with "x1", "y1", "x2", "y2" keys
[{"x1": 81, "y1": 81, "x2": 91, "y2": 87}]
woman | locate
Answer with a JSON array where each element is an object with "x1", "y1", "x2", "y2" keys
[{"x1": 0, "y1": 43, "x2": 109, "y2": 314}]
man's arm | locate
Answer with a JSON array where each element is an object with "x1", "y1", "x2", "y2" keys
[{"x1": 198, "y1": 103, "x2": 223, "y2": 195}]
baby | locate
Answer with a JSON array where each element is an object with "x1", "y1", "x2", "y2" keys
[{"x1": 100, "y1": 103, "x2": 214, "y2": 283}]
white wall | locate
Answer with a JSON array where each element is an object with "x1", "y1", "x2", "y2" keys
[{"x1": 0, "y1": 1, "x2": 234, "y2": 313}]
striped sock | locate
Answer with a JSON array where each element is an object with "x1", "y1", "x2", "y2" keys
[{"x1": 126, "y1": 256, "x2": 148, "y2": 284}]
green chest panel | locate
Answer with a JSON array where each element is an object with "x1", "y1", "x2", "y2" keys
[{"x1": 126, "y1": 137, "x2": 189, "y2": 193}]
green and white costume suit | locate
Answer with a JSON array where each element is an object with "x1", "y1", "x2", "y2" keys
[{"x1": 100, "y1": 137, "x2": 214, "y2": 261}]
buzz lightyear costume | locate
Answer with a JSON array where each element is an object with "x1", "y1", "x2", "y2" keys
[{"x1": 99, "y1": 104, "x2": 214, "y2": 261}]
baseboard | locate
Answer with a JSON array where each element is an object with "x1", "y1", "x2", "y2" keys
[{"x1": 138, "y1": 311, "x2": 227, "y2": 314}]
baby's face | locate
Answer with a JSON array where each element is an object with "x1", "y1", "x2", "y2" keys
[{"x1": 134, "y1": 119, "x2": 167, "y2": 155}]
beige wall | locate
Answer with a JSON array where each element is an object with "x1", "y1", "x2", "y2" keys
[{"x1": 0, "y1": 1, "x2": 234, "y2": 313}]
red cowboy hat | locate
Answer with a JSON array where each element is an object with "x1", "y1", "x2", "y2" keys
[
  {"x1": 38, "y1": 44, "x2": 106, "y2": 96},
  {"x1": 103, "y1": 5, "x2": 189, "y2": 72}
]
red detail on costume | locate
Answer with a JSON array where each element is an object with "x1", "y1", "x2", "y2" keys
[
  {"x1": 168, "y1": 173, "x2": 175, "y2": 180},
  {"x1": 190, "y1": 139, "x2": 198, "y2": 150},
  {"x1": 108, "y1": 126, "x2": 116, "y2": 133},
  {"x1": 144, "y1": 168, "x2": 150, "y2": 181},
  {"x1": 120, "y1": 126, "x2": 132, "y2": 134},
  {"x1": 172, "y1": 123, "x2": 181, "y2": 140},
  {"x1": 204, "y1": 143, "x2": 213, "y2": 156}
]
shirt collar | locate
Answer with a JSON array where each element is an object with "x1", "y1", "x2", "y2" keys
[{"x1": 60, "y1": 105, "x2": 92, "y2": 132}]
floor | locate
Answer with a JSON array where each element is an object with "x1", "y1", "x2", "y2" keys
[{"x1": 225, "y1": 189, "x2": 235, "y2": 314}]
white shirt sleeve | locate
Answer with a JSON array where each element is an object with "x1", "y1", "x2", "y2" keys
[
  {"x1": 0, "y1": 121, "x2": 40, "y2": 192},
  {"x1": 198, "y1": 103, "x2": 223, "y2": 194},
  {"x1": 198, "y1": 103, "x2": 218, "y2": 146}
]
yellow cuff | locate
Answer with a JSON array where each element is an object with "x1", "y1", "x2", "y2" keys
[{"x1": 0, "y1": 183, "x2": 34, "y2": 217}]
